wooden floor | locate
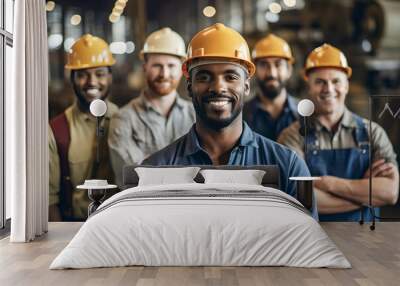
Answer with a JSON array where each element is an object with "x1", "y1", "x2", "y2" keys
[{"x1": 0, "y1": 222, "x2": 399, "y2": 286}]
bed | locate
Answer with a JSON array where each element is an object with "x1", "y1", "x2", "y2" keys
[{"x1": 50, "y1": 165, "x2": 350, "y2": 269}]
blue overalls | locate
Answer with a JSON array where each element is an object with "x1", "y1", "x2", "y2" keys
[{"x1": 305, "y1": 113, "x2": 377, "y2": 221}]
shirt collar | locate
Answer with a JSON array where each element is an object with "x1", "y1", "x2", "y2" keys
[
  {"x1": 183, "y1": 124, "x2": 204, "y2": 156},
  {"x1": 340, "y1": 107, "x2": 358, "y2": 128},
  {"x1": 174, "y1": 94, "x2": 187, "y2": 109},
  {"x1": 239, "y1": 122, "x2": 259, "y2": 148},
  {"x1": 139, "y1": 90, "x2": 184, "y2": 113},
  {"x1": 312, "y1": 107, "x2": 357, "y2": 131},
  {"x1": 286, "y1": 95, "x2": 299, "y2": 117},
  {"x1": 254, "y1": 87, "x2": 298, "y2": 117},
  {"x1": 183, "y1": 122, "x2": 259, "y2": 157}
]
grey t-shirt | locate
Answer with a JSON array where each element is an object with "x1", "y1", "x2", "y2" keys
[{"x1": 108, "y1": 92, "x2": 196, "y2": 185}]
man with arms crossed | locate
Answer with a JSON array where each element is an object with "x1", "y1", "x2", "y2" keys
[{"x1": 278, "y1": 44, "x2": 399, "y2": 221}]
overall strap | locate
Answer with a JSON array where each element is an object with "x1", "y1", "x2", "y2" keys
[
  {"x1": 351, "y1": 113, "x2": 370, "y2": 150},
  {"x1": 90, "y1": 116, "x2": 110, "y2": 179},
  {"x1": 299, "y1": 117, "x2": 318, "y2": 151},
  {"x1": 50, "y1": 113, "x2": 73, "y2": 220}
]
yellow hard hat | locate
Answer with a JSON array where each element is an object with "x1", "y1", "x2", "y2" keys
[
  {"x1": 304, "y1": 43, "x2": 352, "y2": 78},
  {"x1": 252, "y1": 34, "x2": 294, "y2": 63},
  {"x1": 182, "y1": 23, "x2": 255, "y2": 78},
  {"x1": 140, "y1": 27, "x2": 186, "y2": 59},
  {"x1": 65, "y1": 34, "x2": 116, "y2": 70}
]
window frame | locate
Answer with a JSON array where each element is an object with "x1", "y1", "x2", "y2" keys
[{"x1": 0, "y1": 0, "x2": 13, "y2": 233}]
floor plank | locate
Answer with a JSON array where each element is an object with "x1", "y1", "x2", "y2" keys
[{"x1": 0, "y1": 222, "x2": 399, "y2": 286}]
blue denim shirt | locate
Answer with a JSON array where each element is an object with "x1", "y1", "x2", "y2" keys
[
  {"x1": 143, "y1": 122, "x2": 318, "y2": 219},
  {"x1": 243, "y1": 94, "x2": 299, "y2": 141}
]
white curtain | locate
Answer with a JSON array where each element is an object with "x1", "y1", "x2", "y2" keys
[{"x1": 7, "y1": 0, "x2": 49, "y2": 242}]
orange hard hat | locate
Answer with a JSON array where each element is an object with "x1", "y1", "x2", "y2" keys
[
  {"x1": 252, "y1": 34, "x2": 294, "y2": 63},
  {"x1": 182, "y1": 23, "x2": 255, "y2": 78},
  {"x1": 304, "y1": 43, "x2": 352, "y2": 78},
  {"x1": 65, "y1": 34, "x2": 116, "y2": 70}
]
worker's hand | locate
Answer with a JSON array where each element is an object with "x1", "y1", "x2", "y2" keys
[
  {"x1": 377, "y1": 163, "x2": 398, "y2": 180},
  {"x1": 314, "y1": 176, "x2": 335, "y2": 193},
  {"x1": 363, "y1": 159, "x2": 396, "y2": 179}
]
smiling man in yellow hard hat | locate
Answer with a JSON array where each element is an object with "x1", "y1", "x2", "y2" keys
[
  {"x1": 243, "y1": 34, "x2": 298, "y2": 141},
  {"x1": 278, "y1": 43, "x2": 399, "y2": 221},
  {"x1": 143, "y1": 23, "x2": 317, "y2": 220},
  {"x1": 49, "y1": 34, "x2": 119, "y2": 221},
  {"x1": 108, "y1": 27, "x2": 196, "y2": 185}
]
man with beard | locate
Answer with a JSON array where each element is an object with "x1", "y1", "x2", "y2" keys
[
  {"x1": 143, "y1": 23, "x2": 317, "y2": 219},
  {"x1": 278, "y1": 44, "x2": 399, "y2": 221},
  {"x1": 108, "y1": 28, "x2": 195, "y2": 185},
  {"x1": 49, "y1": 34, "x2": 119, "y2": 221},
  {"x1": 243, "y1": 34, "x2": 298, "y2": 141}
]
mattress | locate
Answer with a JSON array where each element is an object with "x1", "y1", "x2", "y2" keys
[{"x1": 50, "y1": 183, "x2": 351, "y2": 269}]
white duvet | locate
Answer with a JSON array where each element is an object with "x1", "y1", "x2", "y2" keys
[{"x1": 50, "y1": 183, "x2": 351, "y2": 269}]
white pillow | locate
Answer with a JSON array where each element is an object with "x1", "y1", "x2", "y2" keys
[
  {"x1": 200, "y1": 169, "x2": 266, "y2": 185},
  {"x1": 135, "y1": 167, "x2": 201, "y2": 186}
]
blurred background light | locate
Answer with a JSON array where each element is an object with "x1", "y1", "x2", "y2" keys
[
  {"x1": 203, "y1": 6, "x2": 216, "y2": 18},
  {"x1": 125, "y1": 41, "x2": 135, "y2": 54},
  {"x1": 265, "y1": 11, "x2": 280, "y2": 23},
  {"x1": 48, "y1": 34, "x2": 63, "y2": 50},
  {"x1": 283, "y1": 0, "x2": 297, "y2": 8},
  {"x1": 112, "y1": 7, "x2": 124, "y2": 15},
  {"x1": 269, "y1": 2, "x2": 282, "y2": 14},
  {"x1": 46, "y1": 1, "x2": 55, "y2": 12},
  {"x1": 110, "y1": 41, "x2": 127, "y2": 54},
  {"x1": 63, "y1": 37, "x2": 75, "y2": 52},
  {"x1": 70, "y1": 14, "x2": 81, "y2": 25},
  {"x1": 109, "y1": 14, "x2": 120, "y2": 23},
  {"x1": 362, "y1": 39, "x2": 372, "y2": 53}
]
